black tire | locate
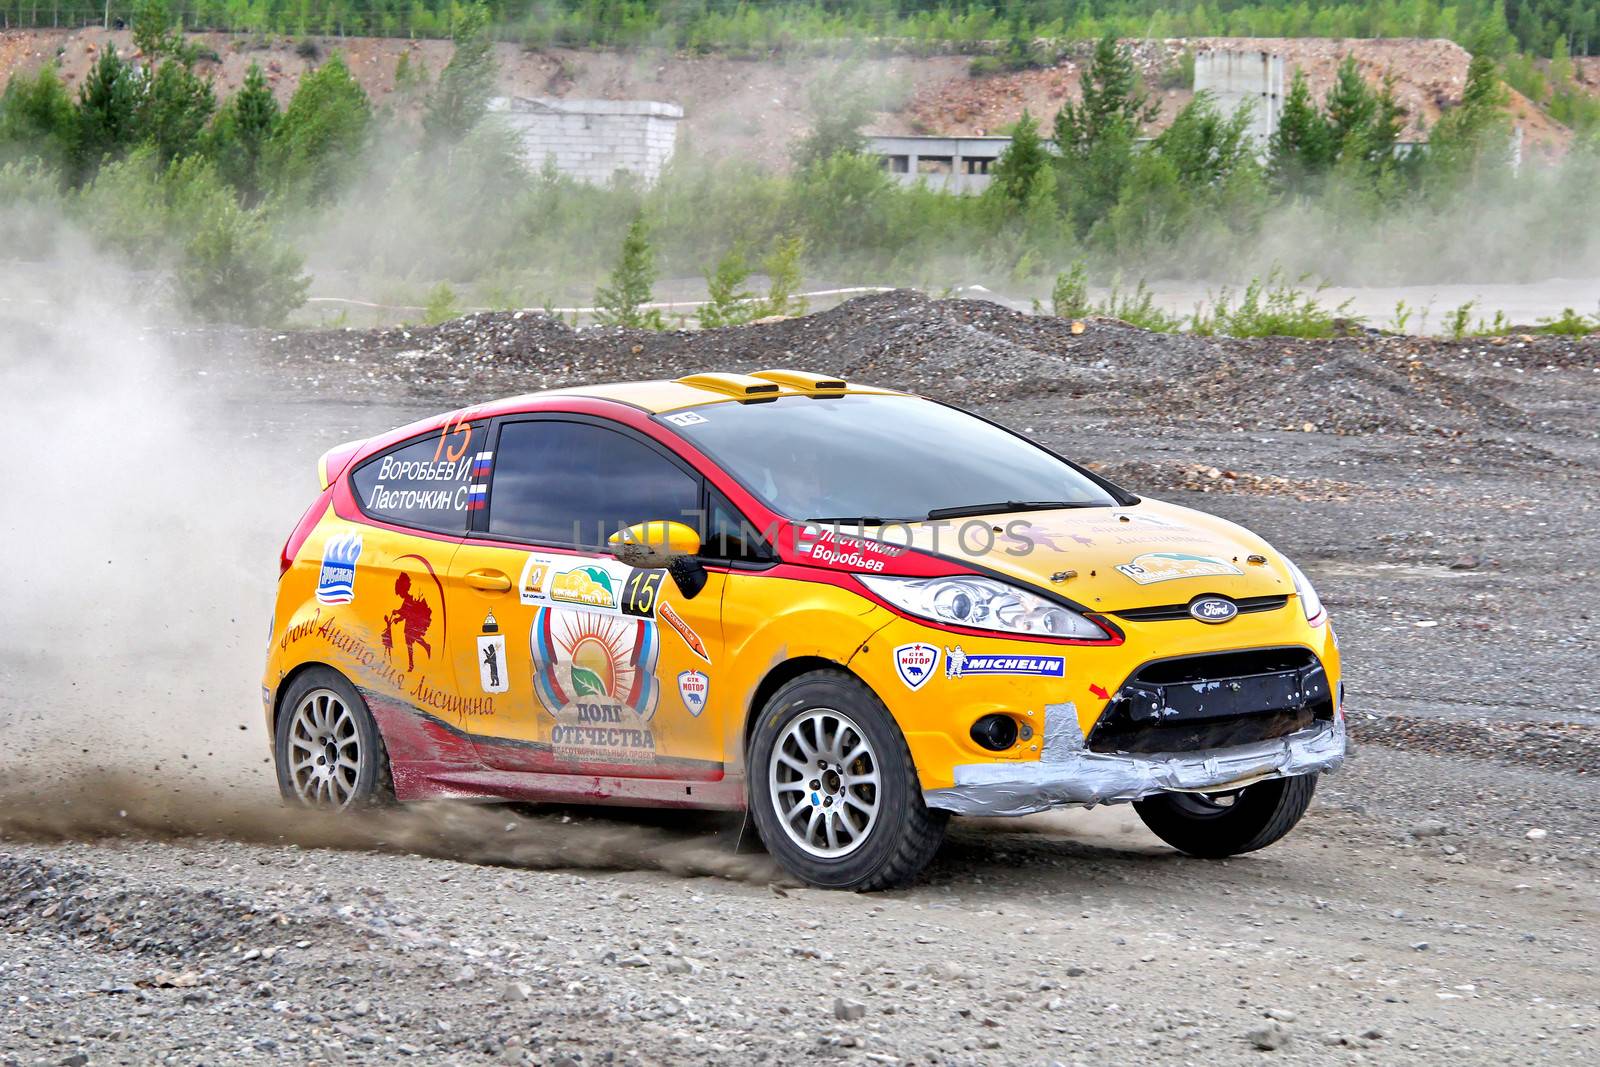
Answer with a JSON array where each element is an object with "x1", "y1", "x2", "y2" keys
[
  {"x1": 1133, "y1": 773, "x2": 1317, "y2": 858},
  {"x1": 274, "y1": 667, "x2": 394, "y2": 809},
  {"x1": 747, "y1": 669, "x2": 947, "y2": 891}
]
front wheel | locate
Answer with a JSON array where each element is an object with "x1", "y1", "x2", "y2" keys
[
  {"x1": 1133, "y1": 773, "x2": 1317, "y2": 858},
  {"x1": 274, "y1": 667, "x2": 393, "y2": 810},
  {"x1": 747, "y1": 669, "x2": 947, "y2": 890}
]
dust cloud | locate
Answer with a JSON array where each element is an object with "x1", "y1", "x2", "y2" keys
[{"x1": 0, "y1": 231, "x2": 772, "y2": 884}]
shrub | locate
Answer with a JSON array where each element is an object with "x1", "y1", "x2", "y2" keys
[
  {"x1": 594, "y1": 213, "x2": 665, "y2": 329},
  {"x1": 1191, "y1": 272, "x2": 1354, "y2": 338}
]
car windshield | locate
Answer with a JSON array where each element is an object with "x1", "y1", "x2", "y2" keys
[{"x1": 659, "y1": 393, "x2": 1119, "y2": 521}]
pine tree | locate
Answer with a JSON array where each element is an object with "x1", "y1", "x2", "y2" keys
[
  {"x1": 423, "y1": 2, "x2": 497, "y2": 145},
  {"x1": 212, "y1": 63, "x2": 280, "y2": 205},
  {"x1": 989, "y1": 110, "x2": 1053, "y2": 209},
  {"x1": 1052, "y1": 32, "x2": 1159, "y2": 153},
  {"x1": 0, "y1": 64, "x2": 77, "y2": 169},
  {"x1": 74, "y1": 48, "x2": 145, "y2": 183},
  {"x1": 594, "y1": 214, "x2": 665, "y2": 329},
  {"x1": 1051, "y1": 32, "x2": 1158, "y2": 237},
  {"x1": 1267, "y1": 67, "x2": 1331, "y2": 191},
  {"x1": 142, "y1": 58, "x2": 215, "y2": 167},
  {"x1": 1324, "y1": 56, "x2": 1377, "y2": 158},
  {"x1": 267, "y1": 54, "x2": 372, "y2": 201}
]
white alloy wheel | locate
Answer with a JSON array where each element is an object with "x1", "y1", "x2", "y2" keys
[{"x1": 768, "y1": 708, "x2": 882, "y2": 858}]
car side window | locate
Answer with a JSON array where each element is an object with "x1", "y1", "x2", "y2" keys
[
  {"x1": 487, "y1": 420, "x2": 702, "y2": 549},
  {"x1": 705, "y1": 488, "x2": 776, "y2": 565},
  {"x1": 350, "y1": 420, "x2": 489, "y2": 534}
]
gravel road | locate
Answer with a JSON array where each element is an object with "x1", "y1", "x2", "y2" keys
[{"x1": 2, "y1": 292, "x2": 1596, "y2": 1065}]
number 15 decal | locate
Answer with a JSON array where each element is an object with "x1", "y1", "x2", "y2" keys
[{"x1": 622, "y1": 569, "x2": 665, "y2": 618}]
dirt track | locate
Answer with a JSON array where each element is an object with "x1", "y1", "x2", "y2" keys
[{"x1": 2, "y1": 292, "x2": 1597, "y2": 1064}]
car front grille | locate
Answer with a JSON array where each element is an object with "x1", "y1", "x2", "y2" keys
[
  {"x1": 1110, "y1": 594, "x2": 1289, "y2": 623},
  {"x1": 1086, "y1": 646, "x2": 1334, "y2": 755}
]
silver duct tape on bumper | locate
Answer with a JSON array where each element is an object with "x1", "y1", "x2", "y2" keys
[{"x1": 923, "y1": 702, "x2": 1346, "y2": 817}]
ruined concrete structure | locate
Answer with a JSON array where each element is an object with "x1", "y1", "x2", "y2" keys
[
  {"x1": 1194, "y1": 50, "x2": 1286, "y2": 146},
  {"x1": 489, "y1": 97, "x2": 684, "y2": 185},
  {"x1": 869, "y1": 135, "x2": 1014, "y2": 195}
]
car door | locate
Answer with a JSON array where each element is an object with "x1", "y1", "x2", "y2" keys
[{"x1": 442, "y1": 414, "x2": 730, "y2": 781}]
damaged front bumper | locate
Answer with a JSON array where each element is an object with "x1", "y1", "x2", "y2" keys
[{"x1": 922, "y1": 702, "x2": 1345, "y2": 817}]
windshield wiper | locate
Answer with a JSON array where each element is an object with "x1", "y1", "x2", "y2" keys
[
  {"x1": 808, "y1": 516, "x2": 897, "y2": 526},
  {"x1": 925, "y1": 500, "x2": 1094, "y2": 521}
]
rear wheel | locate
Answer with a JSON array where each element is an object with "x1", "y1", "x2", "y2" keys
[
  {"x1": 748, "y1": 669, "x2": 946, "y2": 890},
  {"x1": 1134, "y1": 773, "x2": 1317, "y2": 858},
  {"x1": 274, "y1": 668, "x2": 392, "y2": 809}
]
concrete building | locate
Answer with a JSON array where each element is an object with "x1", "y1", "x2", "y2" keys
[
  {"x1": 489, "y1": 97, "x2": 684, "y2": 185},
  {"x1": 869, "y1": 135, "x2": 1016, "y2": 195},
  {"x1": 1194, "y1": 50, "x2": 1285, "y2": 146}
]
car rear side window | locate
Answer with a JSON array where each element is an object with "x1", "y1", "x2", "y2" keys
[
  {"x1": 488, "y1": 420, "x2": 701, "y2": 548},
  {"x1": 350, "y1": 420, "x2": 489, "y2": 534}
]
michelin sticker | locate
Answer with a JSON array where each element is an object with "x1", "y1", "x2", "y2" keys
[
  {"x1": 315, "y1": 531, "x2": 362, "y2": 605},
  {"x1": 1114, "y1": 552, "x2": 1243, "y2": 585},
  {"x1": 678, "y1": 669, "x2": 709, "y2": 717},
  {"x1": 944, "y1": 646, "x2": 1065, "y2": 678},
  {"x1": 893, "y1": 643, "x2": 939, "y2": 691}
]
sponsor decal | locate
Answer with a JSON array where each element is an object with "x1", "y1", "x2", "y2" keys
[
  {"x1": 1114, "y1": 552, "x2": 1243, "y2": 585},
  {"x1": 797, "y1": 525, "x2": 908, "y2": 573},
  {"x1": 550, "y1": 564, "x2": 618, "y2": 610},
  {"x1": 519, "y1": 558, "x2": 550, "y2": 604},
  {"x1": 532, "y1": 607, "x2": 659, "y2": 764},
  {"x1": 664, "y1": 411, "x2": 708, "y2": 427},
  {"x1": 658, "y1": 602, "x2": 711, "y2": 662},
  {"x1": 943, "y1": 645, "x2": 1065, "y2": 678},
  {"x1": 478, "y1": 612, "x2": 508, "y2": 693},
  {"x1": 678, "y1": 669, "x2": 709, "y2": 716},
  {"x1": 893, "y1": 643, "x2": 939, "y2": 690},
  {"x1": 1188, "y1": 595, "x2": 1238, "y2": 624},
  {"x1": 621, "y1": 569, "x2": 665, "y2": 619},
  {"x1": 315, "y1": 531, "x2": 363, "y2": 605},
  {"x1": 382, "y1": 554, "x2": 446, "y2": 672}
]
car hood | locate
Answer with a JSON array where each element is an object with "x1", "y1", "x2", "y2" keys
[{"x1": 891, "y1": 497, "x2": 1298, "y2": 612}]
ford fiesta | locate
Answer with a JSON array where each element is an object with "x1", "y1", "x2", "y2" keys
[{"x1": 265, "y1": 370, "x2": 1344, "y2": 889}]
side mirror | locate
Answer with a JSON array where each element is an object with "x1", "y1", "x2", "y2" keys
[
  {"x1": 608, "y1": 521, "x2": 708, "y2": 600},
  {"x1": 608, "y1": 521, "x2": 702, "y2": 570}
]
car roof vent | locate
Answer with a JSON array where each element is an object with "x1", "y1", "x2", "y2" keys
[
  {"x1": 750, "y1": 369, "x2": 848, "y2": 394},
  {"x1": 675, "y1": 372, "x2": 782, "y2": 398}
]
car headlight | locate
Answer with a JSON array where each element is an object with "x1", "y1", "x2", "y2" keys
[
  {"x1": 857, "y1": 574, "x2": 1111, "y2": 640},
  {"x1": 1283, "y1": 557, "x2": 1325, "y2": 625}
]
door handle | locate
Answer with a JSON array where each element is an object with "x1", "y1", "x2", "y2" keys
[{"x1": 464, "y1": 569, "x2": 512, "y2": 592}]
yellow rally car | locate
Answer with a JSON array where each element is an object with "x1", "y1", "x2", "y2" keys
[{"x1": 265, "y1": 371, "x2": 1343, "y2": 889}]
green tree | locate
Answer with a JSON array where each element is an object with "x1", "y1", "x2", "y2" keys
[
  {"x1": 792, "y1": 73, "x2": 872, "y2": 170},
  {"x1": 268, "y1": 54, "x2": 372, "y2": 201},
  {"x1": 594, "y1": 213, "x2": 665, "y2": 329},
  {"x1": 697, "y1": 246, "x2": 757, "y2": 328},
  {"x1": 1267, "y1": 67, "x2": 1331, "y2": 191},
  {"x1": 988, "y1": 110, "x2": 1055, "y2": 210},
  {"x1": 759, "y1": 234, "x2": 807, "y2": 318},
  {"x1": 423, "y1": 2, "x2": 497, "y2": 145},
  {"x1": 0, "y1": 64, "x2": 77, "y2": 170},
  {"x1": 74, "y1": 48, "x2": 145, "y2": 183},
  {"x1": 1426, "y1": 40, "x2": 1512, "y2": 187},
  {"x1": 210, "y1": 63, "x2": 280, "y2": 205},
  {"x1": 1324, "y1": 57, "x2": 1377, "y2": 156},
  {"x1": 132, "y1": 0, "x2": 184, "y2": 63},
  {"x1": 141, "y1": 58, "x2": 215, "y2": 166},
  {"x1": 1052, "y1": 32, "x2": 1158, "y2": 236}
]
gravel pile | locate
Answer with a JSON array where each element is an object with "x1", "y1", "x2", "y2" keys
[{"x1": 267, "y1": 290, "x2": 1598, "y2": 441}]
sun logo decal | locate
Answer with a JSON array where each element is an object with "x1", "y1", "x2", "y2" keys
[{"x1": 531, "y1": 607, "x2": 659, "y2": 720}]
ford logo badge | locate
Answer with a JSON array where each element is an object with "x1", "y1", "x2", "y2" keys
[{"x1": 1189, "y1": 596, "x2": 1238, "y2": 623}]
